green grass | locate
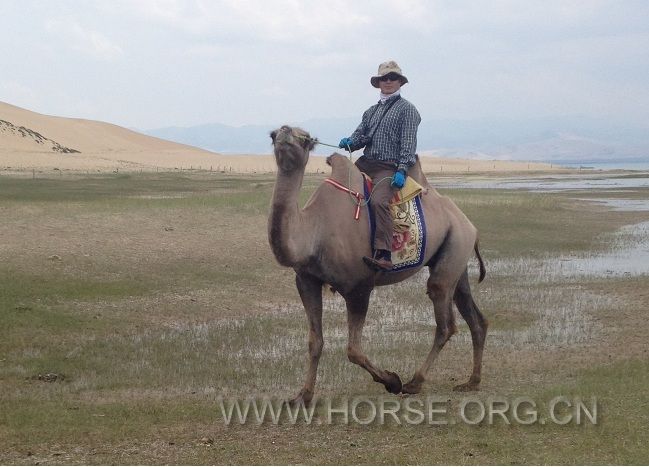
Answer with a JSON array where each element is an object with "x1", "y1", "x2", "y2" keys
[
  {"x1": 0, "y1": 171, "x2": 647, "y2": 464},
  {"x1": 0, "y1": 172, "x2": 277, "y2": 215}
]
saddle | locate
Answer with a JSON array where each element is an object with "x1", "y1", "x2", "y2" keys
[{"x1": 362, "y1": 174, "x2": 428, "y2": 272}]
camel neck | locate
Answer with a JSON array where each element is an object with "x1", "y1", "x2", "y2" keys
[{"x1": 268, "y1": 169, "x2": 311, "y2": 267}]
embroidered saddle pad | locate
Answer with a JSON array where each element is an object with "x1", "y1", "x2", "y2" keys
[{"x1": 363, "y1": 176, "x2": 427, "y2": 272}]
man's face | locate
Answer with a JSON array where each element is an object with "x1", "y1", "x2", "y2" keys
[{"x1": 378, "y1": 73, "x2": 403, "y2": 95}]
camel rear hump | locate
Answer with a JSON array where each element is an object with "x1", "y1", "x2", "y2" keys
[{"x1": 326, "y1": 153, "x2": 361, "y2": 181}]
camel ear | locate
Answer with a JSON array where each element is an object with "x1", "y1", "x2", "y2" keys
[{"x1": 269, "y1": 130, "x2": 277, "y2": 143}]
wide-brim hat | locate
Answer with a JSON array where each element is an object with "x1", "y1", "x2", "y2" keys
[{"x1": 370, "y1": 60, "x2": 409, "y2": 88}]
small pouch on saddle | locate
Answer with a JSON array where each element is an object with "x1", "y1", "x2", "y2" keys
[{"x1": 390, "y1": 176, "x2": 424, "y2": 206}]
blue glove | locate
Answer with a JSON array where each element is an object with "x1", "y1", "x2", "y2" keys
[
  {"x1": 338, "y1": 137, "x2": 353, "y2": 149},
  {"x1": 391, "y1": 170, "x2": 406, "y2": 189}
]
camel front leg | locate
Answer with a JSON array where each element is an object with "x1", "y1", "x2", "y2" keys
[
  {"x1": 345, "y1": 288, "x2": 402, "y2": 394},
  {"x1": 402, "y1": 287, "x2": 456, "y2": 394},
  {"x1": 292, "y1": 272, "x2": 324, "y2": 406}
]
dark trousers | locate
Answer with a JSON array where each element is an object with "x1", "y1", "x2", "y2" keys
[{"x1": 355, "y1": 157, "x2": 397, "y2": 254}]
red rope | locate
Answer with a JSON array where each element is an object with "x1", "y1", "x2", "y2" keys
[{"x1": 324, "y1": 178, "x2": 364, "y2": 220}]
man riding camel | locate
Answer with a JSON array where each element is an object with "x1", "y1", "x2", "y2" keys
[{"x1": 339, "y1": 60, "x2": 422, "y2": 271}]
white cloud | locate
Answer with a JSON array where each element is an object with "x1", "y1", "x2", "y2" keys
[
  {"x1": 2, "y1": 0, "x2": 648, "y2": 128},
  {"x1": 46, "y1": 17, "x2": 123, "y2": 61},
  {"x1": 121, "y1": 0, "x2": 374, "y2": 45}
]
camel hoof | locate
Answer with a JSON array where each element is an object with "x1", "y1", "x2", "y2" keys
[
  {"x1": 401, "y1": 380, "x2": 422, "y2": 395},
  {"x1": 289, "y1": 390, "x2": 313, "y2": 407},
  {"x1": 383, "y1": 371, "x2": 403, "y2": 394},
  {"x1": 453, "y1": 381, "x2": 479, "y2": 392},
  {"x1": 401, "y1": 373, "x2": 424, "y2": 394}
]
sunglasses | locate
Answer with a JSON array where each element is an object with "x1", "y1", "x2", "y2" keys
[{"x1": 379, "y1": 73, "x2": 402, "y2": 82}]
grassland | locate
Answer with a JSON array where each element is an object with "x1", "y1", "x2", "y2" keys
[{"x1": 0, "y1": 171, "x2": 648, "y2": 464}]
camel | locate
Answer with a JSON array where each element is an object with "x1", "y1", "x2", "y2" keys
[{"x1": 268, "y1": 125, "x2": 488, "y2": 405}]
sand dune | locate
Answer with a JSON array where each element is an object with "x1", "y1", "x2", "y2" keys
[
  {"x1": 0, "y1": 101, "x2": 227, "y2": 172},
  {"x1": 0, "y1": 101, "x2": 203, "y2": 153},
  {"x1": 1, "y1": 101, "x2": 559, "y2": 174}
]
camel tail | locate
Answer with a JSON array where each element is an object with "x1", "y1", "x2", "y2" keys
[{"x1": 474, "y1": 238, "x2": 486, "y2": 283}]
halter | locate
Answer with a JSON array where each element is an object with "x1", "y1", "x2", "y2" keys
[{"x1": 323, "y1": 177, "x2": 365, "y2": 220}]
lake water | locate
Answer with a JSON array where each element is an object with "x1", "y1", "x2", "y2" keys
[{"x1": 437, "y1": 174, "x2": 649, "y2": 191}]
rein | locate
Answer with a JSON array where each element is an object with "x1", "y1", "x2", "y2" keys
[
  {"x1": 293, "y1": 132, "x2": 393, "y2": 220},
  {"x1": 294, "y1": 134, "x2": 353, "y2": 159}
]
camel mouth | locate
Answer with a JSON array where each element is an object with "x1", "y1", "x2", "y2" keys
[{"x1": 270, "y1": 126, "x2": 315, "y2": 152}]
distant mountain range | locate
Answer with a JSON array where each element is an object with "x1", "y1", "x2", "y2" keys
[{"x1": 144, "y1": 115, "x2": 649, "y2": 163}]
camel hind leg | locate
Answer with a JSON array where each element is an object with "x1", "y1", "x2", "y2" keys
[
  {"x1": 401, "y1": 276, "x2": 457, "y2": 394},
  {"x1": 453, "y1": 268, "x2": 488, "y2": 391}
]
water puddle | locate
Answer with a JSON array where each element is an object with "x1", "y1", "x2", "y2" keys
[
  {"x1": 558, "y1": 221, "x2": 649, "y2": 277},
  {"x1": 486, "y1": 221, "x2": 649, "y2": 279},
  {"x1": 444, "y1": 175, "x2": 649, "y2": 278}
]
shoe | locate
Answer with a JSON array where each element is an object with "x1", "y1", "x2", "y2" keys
[{"x1": 363, "y1": 256, "x2": 394, "y2": 271}]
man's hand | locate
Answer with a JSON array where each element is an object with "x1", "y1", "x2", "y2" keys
[
  {"x1": 338, "y1": 137, "x2": 353, "y2": 149},
  {"x1": 391, "y1": 169, "x2": 406, "y2": 189}
]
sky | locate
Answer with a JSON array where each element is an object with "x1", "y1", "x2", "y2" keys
[{"x1": 1, "y1": 0, "x2": 648, "y2": 131}]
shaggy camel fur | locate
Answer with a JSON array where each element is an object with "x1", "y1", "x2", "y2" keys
[{"x1": 269, "y1": 125, "x2": 487, "y2": 405}]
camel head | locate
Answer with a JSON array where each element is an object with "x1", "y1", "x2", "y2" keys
[{"x1": 270, "y1": 126, "x2": 316, "y2": 173}]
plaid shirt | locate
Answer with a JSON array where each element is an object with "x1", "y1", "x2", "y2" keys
[{"x1": 350, "y1": 94, "x2": 421, "y2": 173}]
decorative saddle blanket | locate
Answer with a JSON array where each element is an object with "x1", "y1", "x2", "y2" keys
[{"x1": 363, "y1": 176, "x2": 427, "y2": 272}]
